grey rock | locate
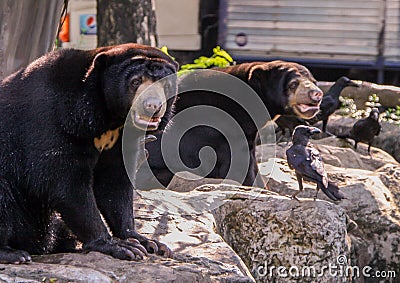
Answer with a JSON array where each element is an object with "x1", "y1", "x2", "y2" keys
[
  {"x1": 213, "y1": 195, "x2": 351, "y2": 283},
  {"x1": 257, "y1": 139, "x2": 400, "y2": 282}
]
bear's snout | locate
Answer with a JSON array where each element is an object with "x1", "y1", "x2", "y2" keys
[
  {"x1": 308, "y1": 88, "x2": 323, "y2": 103},
  {"x1": 143, "y1": 97, "x2": 163, "y2": 116}
]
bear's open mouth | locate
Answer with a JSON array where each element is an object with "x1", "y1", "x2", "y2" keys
[
  {"x1": 293, "y1": 102, "x2": 321, "y2": 119},
  {"x1": 296, "y1": 103, "x2": 320, "y2": 113},
  {"x1": 133, "y1": 113, "x2": 161, "y2": 130}
]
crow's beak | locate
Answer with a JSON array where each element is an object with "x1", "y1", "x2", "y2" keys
[
  {"x1": 310, "y1": 127, "x2": 322, "y2": 135},
  {"x1": 348, "y1": 80, "x2": 359, "y2": 88}
]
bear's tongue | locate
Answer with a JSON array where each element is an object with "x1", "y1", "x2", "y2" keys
[
  {"x1": 297, "y1": 103, "x2": 319, "y2": 113},
  {"x1": 134, "y1": 113, "x2": 161, "y2": 130}
]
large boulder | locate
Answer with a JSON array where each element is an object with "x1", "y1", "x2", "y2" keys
[
  {"x1": 213, "y1": 194, "x2": 351, "y2": 283},
  {"x1": 256, "y1": 139, "x2": 400, "y2": 281}
]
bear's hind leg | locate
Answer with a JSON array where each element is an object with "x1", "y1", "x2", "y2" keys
[{"x1": 48, "y1": 214, "x2": 80, "y2": 253}]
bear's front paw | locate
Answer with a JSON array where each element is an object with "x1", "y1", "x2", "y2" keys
[
  {"x1": 127, "y1": 235, "x2": 173, "y2": 258},
  {"x1": 83, "y1": 237, "x2": 148, "y2": 260},
  {"x1": 146, "y1": 239, "x2": 173, "y2": 258}
]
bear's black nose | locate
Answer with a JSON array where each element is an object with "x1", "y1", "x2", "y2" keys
[{"x1": 143, "y1": 97, "x2": 163, "y2": 116}]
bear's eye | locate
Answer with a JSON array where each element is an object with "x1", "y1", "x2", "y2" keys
[
  {"x1": 288, "y1": 81, "x2": 299, "y2": 92},
  {"x1": 130, "y1": 77, "x2": 142, "y2": 89},
  {"x1": 164, "y1": 80, "x2": 173, "y2": 92}
]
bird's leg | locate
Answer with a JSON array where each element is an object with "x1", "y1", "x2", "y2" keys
[
  {"x1": 322, "y1": 119, "x2": 328, "y2": 133},
  {"x1": 314, "y1": 185, "x2": 320, "y2": 201},
  {"x1": 275, "y1": 127, "x2": 285, "y2": 143},
  {"x1": 368, "y1": 142, "x2": 372, "y2": 158},
  {"x1": 286, "y1": 130, "x2": 292, "y2": 145},
  {"x1": 276, "y1": 134, "x2": 284, "y2": 143},
  {"x1": 354, "y1": 142, "x2": 358, "y2": 151},
  {"x1": 325, "y1": 130, "x2": 335, "y2": 137},
  {"x1": 291, "y1": 173, "x2": 303, "y2": 201}
]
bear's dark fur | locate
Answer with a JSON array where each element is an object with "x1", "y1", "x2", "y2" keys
[
  {"x1": 137, "y1": 61, "x2": 323, "y2": 188},
  {"x1": 0, "y1": 43, "x2": 178, "y2": 263}
]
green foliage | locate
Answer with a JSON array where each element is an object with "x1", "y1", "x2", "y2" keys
[
  {"x1": 178, "y1": 46, "x2": 235, "y2": 76},
  {"x1": 339, "y1": 93, "x2": 400, "y2": 125},
  {"x1": 42, "y1": 277, "x2": 58, "y2": 283},
  {"x1": 339, "y1": 94, "x2": 380, "y2": 119},
  {"x1": 339, "y1": 96, "x2": 358, "y2": 116},
  {"x1": 54, "y1": 38, "x2": 60, "y2": 50},
  {"x1": 365, "y1": 93, "x2": 380, "y2": 108},
  {"x1": 160, "y1": 46, "x2": 235, "y2": 76},
  {"x1": 382, "y1": 106, "x2": 400, "y2": 124},
  {"x1": 160, "y1": 46, "x2": 175, "y2": 60}
]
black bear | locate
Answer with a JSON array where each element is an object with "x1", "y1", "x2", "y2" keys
[
  {"x1": 0, "y1": 43, "x2": 178, "y2": 263},
  {"x1": 136, "y1": 61, "x2": 323, "y2": 189}
]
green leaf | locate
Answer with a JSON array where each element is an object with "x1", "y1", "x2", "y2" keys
[
  {"x1": 160, "y1": 46, "x2": 175, "y2": 60},
  {"x1": 179, "y1": 46, "x2": 235, "y2": 75}
]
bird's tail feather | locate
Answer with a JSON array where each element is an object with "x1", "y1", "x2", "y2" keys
[
  {"x1": 335, "y1": 133, "x2": 351, "y2": 139},
  {"x1": 319, "y1": 182, "x2": 346, "y2": 201}
]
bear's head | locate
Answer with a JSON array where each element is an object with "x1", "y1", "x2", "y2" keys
[
  {"x1": 86, "y1": 43, "x2": 178, "y2": 133},
  {"x1": 247, "y1": 60, "x2": 323, "y2": 119}
]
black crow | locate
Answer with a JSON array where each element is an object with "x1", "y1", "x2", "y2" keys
[
  {"x1": 286, "y1": 125, "x2": 345, "y2": 201},
  {"x1": 309, "y1": 76, "x2": 359, "y2": 132},
  {"x1": 350, "y1": 108, "x2": 381, "y2": 154}
]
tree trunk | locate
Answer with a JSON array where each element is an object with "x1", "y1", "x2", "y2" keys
[
  {"x1": 0, "y1": 0, "x2": 64, "y2": 80},
  {"x1": 97, "y1": 0, "x2": 157, "y2": 47}
]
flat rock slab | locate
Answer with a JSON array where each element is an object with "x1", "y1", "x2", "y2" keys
[
  {"x1": 0, "y1": 252, "x2": 252, "y2": 283},
  {"x1": 0, "y1": 183, "x2": 256, "y2": 283}
]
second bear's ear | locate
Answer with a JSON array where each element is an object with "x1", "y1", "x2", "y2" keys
[{"x1": 248, "y1": 65, "x2": 265, "y2": 94}]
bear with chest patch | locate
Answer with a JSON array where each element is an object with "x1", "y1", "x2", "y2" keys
[
  {"x1": 137, "y1": 61, "x2": 322, "y2": 189},
  {"x1": 0, "y1": 43, "x2": 178, "y2": 263}
]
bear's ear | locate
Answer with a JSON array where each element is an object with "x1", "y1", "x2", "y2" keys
[
  {"x1": 248, "y1": 65, "x2": 267, "y2": 94},
  {"x1": 84, "y1": 52, "x2": 107, "y2": 83},
  {"x1": 248, "y1": 63, "x2": 290, "y2": 97}
]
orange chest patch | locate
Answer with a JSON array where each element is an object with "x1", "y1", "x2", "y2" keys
[{"x1": 94, "y1": 127, "x2": 121, "y2": 152}]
